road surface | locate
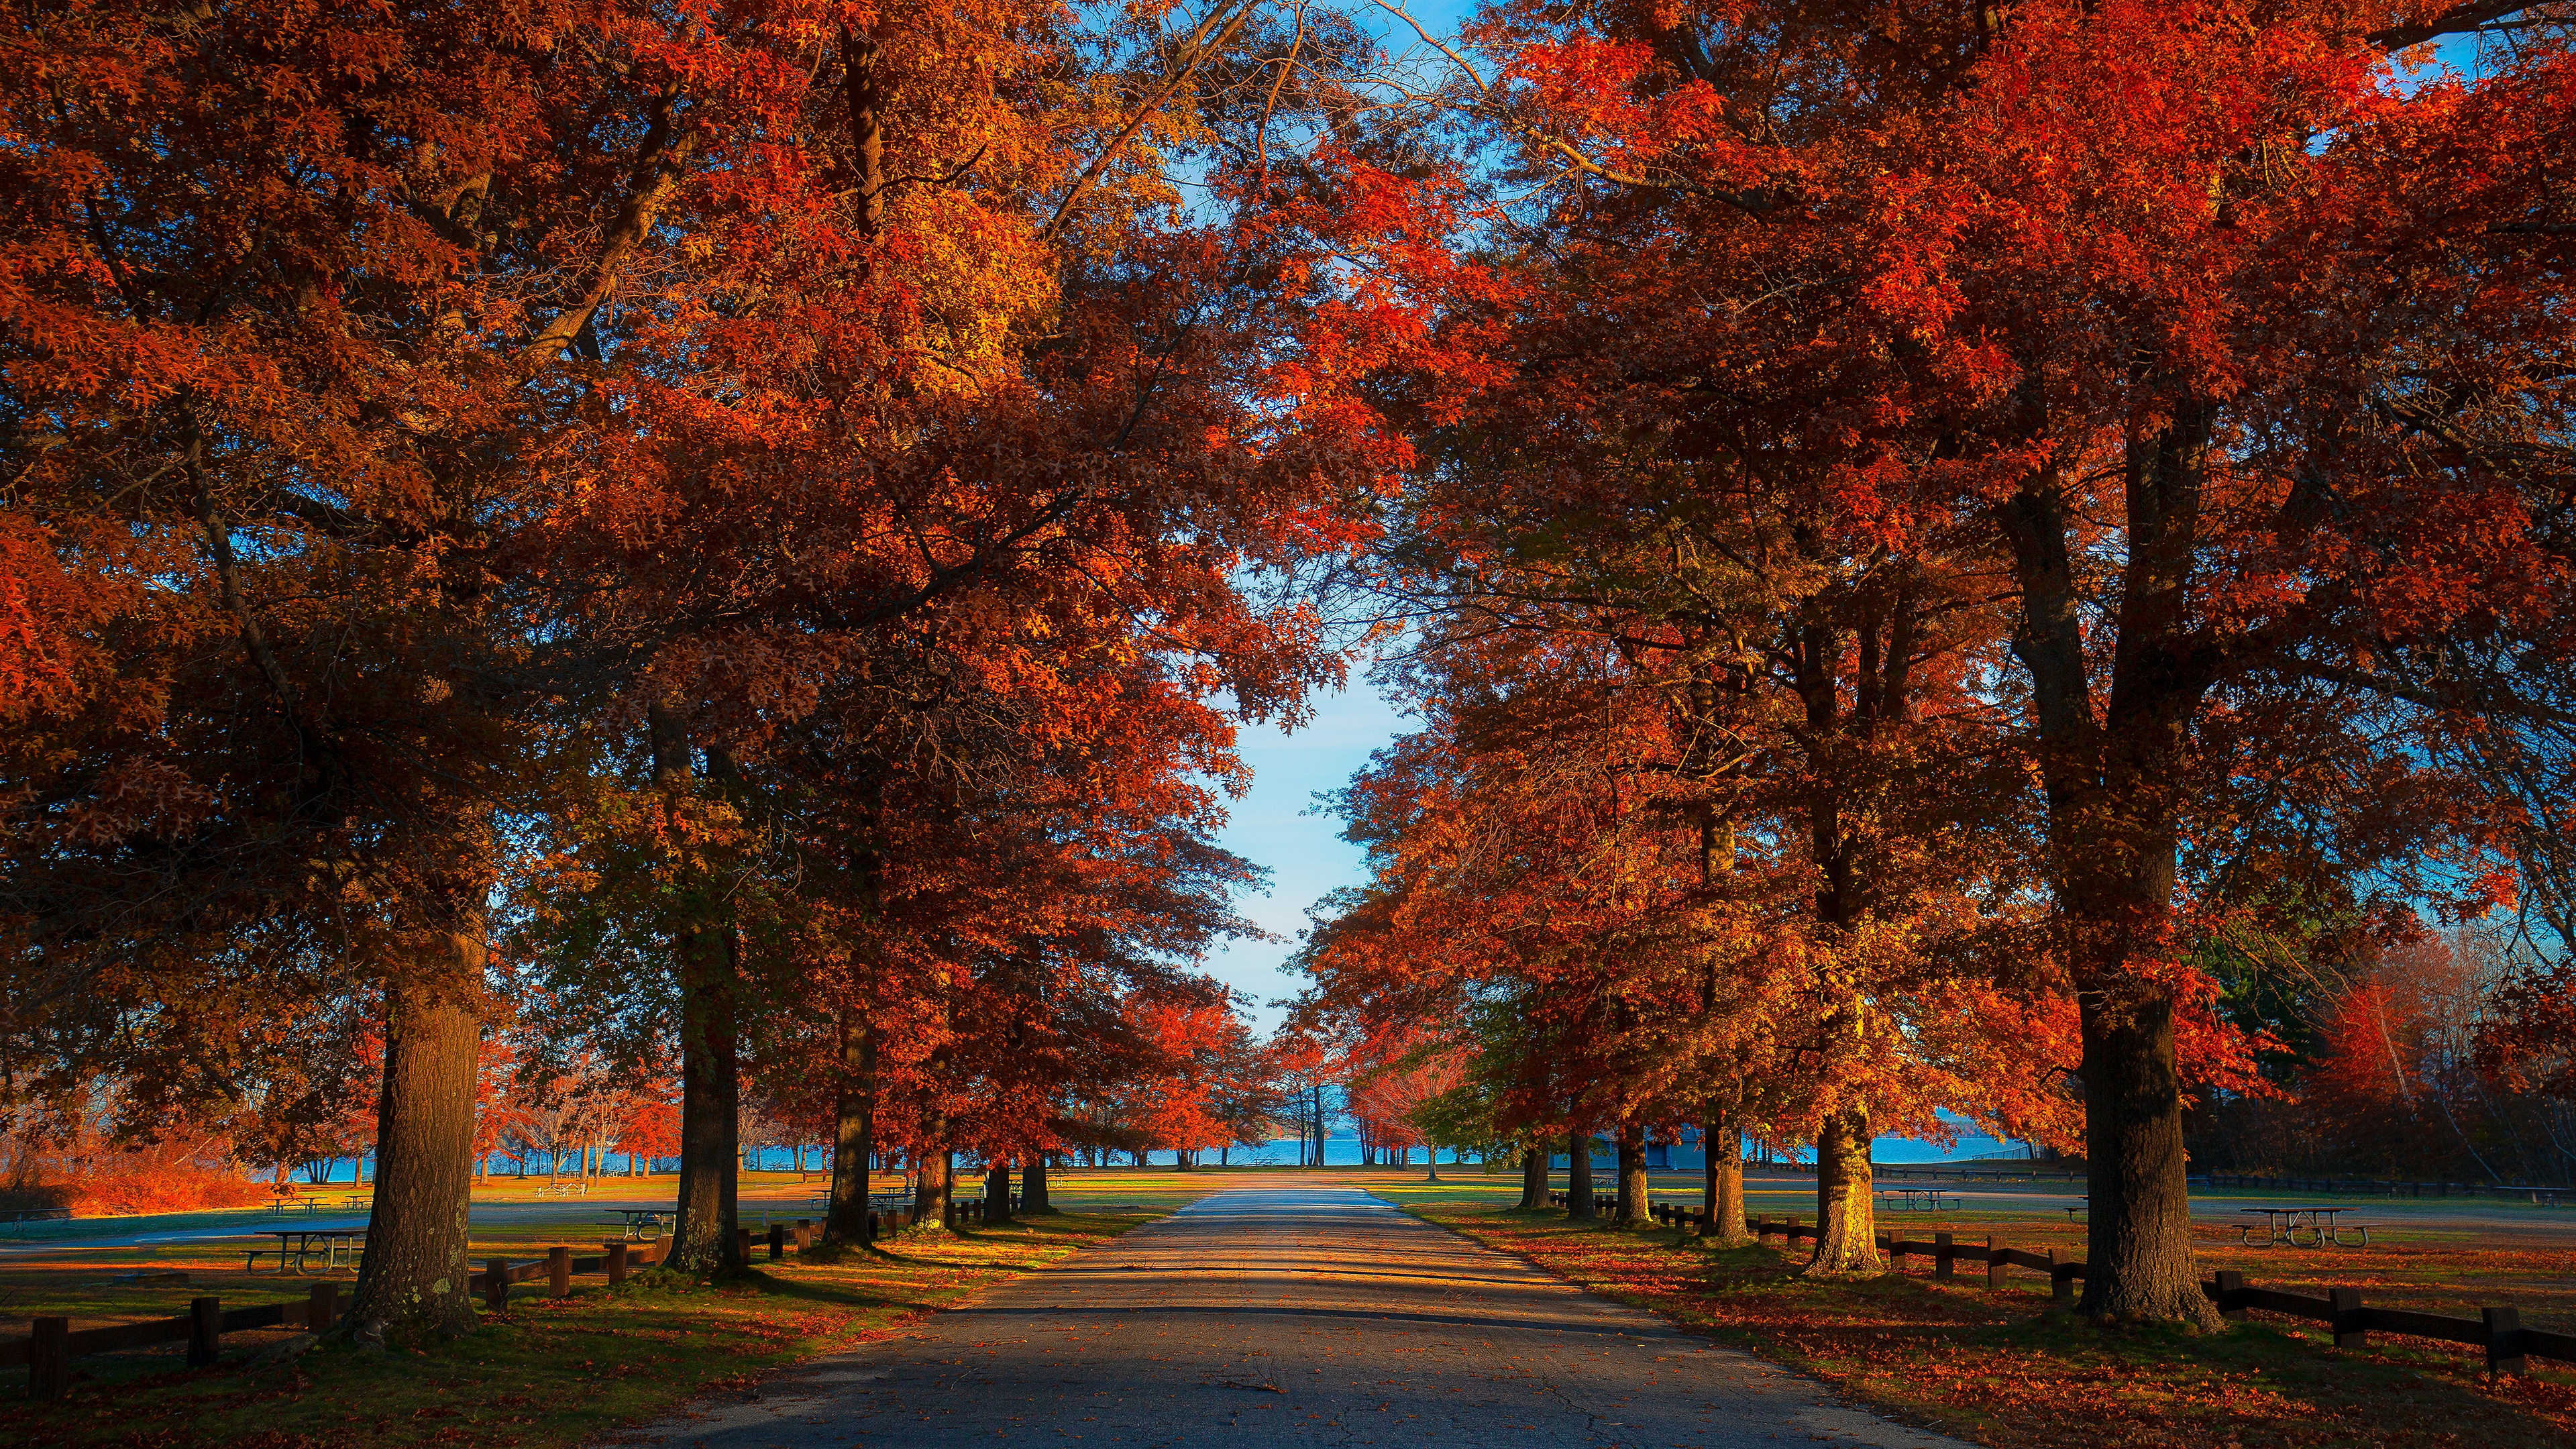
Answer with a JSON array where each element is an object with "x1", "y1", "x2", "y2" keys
[{"x1": 626, "y1": 1180, "x2": 1966, "y2": 1449}]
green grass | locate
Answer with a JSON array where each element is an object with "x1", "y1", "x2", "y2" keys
[{"x1": 0, "y1": 1167, "x2": 1240, "y2": 1328}]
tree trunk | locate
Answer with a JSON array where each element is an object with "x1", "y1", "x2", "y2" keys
[
  {"x1": 984, "y1": 1159, "x2": 1012, "y2": 1224},
  {"x1": 2000, "y1": 409, "x2": 2224, "y2": 1326},
  {"x1": 1700, "y1": 1116, "x2": 1752, "y2": 1246},
  {"x1": 665, "y1": 953, "x2": 740, "y2": 1271},
  {"x1": 912, "y1": 1146, "x2": 953, "y2": 1229},
  {"x1": 1615, "y1": 1122, "x2": 1648, "y2": 1225},
  {"x1": 826, "y1": 1014, "x2": 877, "y2": 1245},
  {"x1": 654, "y1": 704, "x2": 742, "y2": 1275},
  {"x1": 1022, "y1": 1152, "x2": 1053, "y2": 1214},
  {"x1": 1566, "y1": 1130, "x2": 1595, "y2": 1220},
  {"x1": 2080, "y1": 983, "x2": 2217, "y2": 1324},
  {"x1": 1805, "y1": 1108, "x2": 1879, "y2": 1275},
  {"x1": 1518, "y1": 1140, "x2": 1548, "y2": 1210},
  {"x1": 345, "y1": 971, "x2": 481, "y2": 1343}
]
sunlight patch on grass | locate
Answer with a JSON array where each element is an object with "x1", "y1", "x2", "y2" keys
[
  {"x1": 1383, "y1": 1178, "x2": 2576, "y2": 1449},
  {"x1": 0, "y1": 1210, "x2": 1164, "y2": 1448}
]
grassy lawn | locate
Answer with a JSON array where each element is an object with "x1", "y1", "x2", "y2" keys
[
  {"x1": 1372, "y1": 1173, "x2": 2576, "y2": 1449},
  {"x1": 0, "y1": 1171, "x2": 1224, "y2": 1448},
  {"x1": 0, "y1": 1168, "x2": 1228, "y2": 1328}
]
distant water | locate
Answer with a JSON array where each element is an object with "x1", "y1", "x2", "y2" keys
[
  {"x1": 1134, "y1": 1116, "x2": 2033, "y2": 1170},
  {"x1": 299, "y1": 1116, "x2": 2037, "y2": 1179}
]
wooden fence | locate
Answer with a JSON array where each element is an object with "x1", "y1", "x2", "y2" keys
[
  {"x1": 7, "y1": 1192, "x2": 1015, "y2": 1401},
  {"x1": 1539, "y1": 1193, "x2": 2576, "y2": 1376}
]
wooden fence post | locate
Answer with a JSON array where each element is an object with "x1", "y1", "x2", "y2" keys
[
  {"x1": 1934, "y1": 1232, "x2": 1954, "y2": 1282},
  {"x1": 2330, "y1": 1288, "x2": 2366, "y2": 1350},
  {"x1": 30, "y1": 1316, "x2": 68, "y2": 1401},
  {"x1": 2047, "y1": 1248, "x2": 2073, "y2": 1304},
  {"x1": 768, "y1": 1222, "x2": 786, "y2": 1260},
  {"x1": 307, "y1": 1282, "x2": 338, "y2": 1333},
  {"x1": 188, "y1": 1296, "x2": 221, "y2": 1367},
  {"x1": 795, "y1": 1218, "x2": 812, "y2": 1250},
  {"x1": 2484, "y1": 1307, "x2": 2526, "y2": 1377},
  {"x1": 1888, "y1": 1233, "x2": 1907, "y2": 1272},
  {"x1": 606, "y1": 1241, "x2": 629, "y2": 1286},
  {"x1": 1986, "y1": 1238, "x2": 2008, "y2": 1290},
  {"x1": 548, "y1": 1246, "x2": 572, "y2": 1298},
  {"x1": 1786, "y1": 1215, "x2": 1802, "y2": 1244},
  {"x1": 2214, "y1": 1270, "x2": 2246, "y2": 1322},
  {"x1": 484, "y1": 1258, "x2": 510, "y2": 1314}
]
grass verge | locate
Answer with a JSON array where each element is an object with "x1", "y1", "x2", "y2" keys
[
  {"x1": 1375, "y1": 1181, "x2": 2576, "y2": 1449},
  {"x1": 0, "y1": 1209, "x2": 1163, "y2": 1449}
]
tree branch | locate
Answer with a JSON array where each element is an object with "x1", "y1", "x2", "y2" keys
[
  {"x1": 2366, "y1": 3, "x2": 2532, "y2": 52},
  {"x1": 519, "y1": 82, "x2": 700, "y2": 364}
]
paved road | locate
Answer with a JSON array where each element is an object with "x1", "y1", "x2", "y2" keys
[{"x1": 628, "y1": 1181, "x2": 1965, "y2": 1449}]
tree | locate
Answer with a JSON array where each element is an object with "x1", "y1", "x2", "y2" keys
[
  {"x1": 0, "y1": 0, "x2": 787, "y2": 1337},
  {"x1": 1290, "y1": 0, "x2": 2571, "y2": 1320}
]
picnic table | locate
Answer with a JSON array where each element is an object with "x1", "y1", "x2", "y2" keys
[
  {"x1": 604, "y1": 1208, "x2": 672, "y2": 1241},
  {"x1": 1878, "y1": 1187, "x2": 1957, "y2": 1212},
  {"x1": 266, "y1": 1194, "x2": 323, "y2": 1217},
  {"x1": 247, "y1": 1228, "x2": 364, "y2": 1275},
  {"x1": 801, "y1": 1191, "x2": 913, "y2": 1213},
  {"x1": 2237, "y1": 1205, "x2": 2369, "y2": 1247}
]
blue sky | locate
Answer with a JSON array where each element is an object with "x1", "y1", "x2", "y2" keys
[{"x1": 1203, "y1": 679, "x2": 1411, "y2": 1031}]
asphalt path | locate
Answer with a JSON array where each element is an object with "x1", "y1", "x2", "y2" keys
[{"x1": 625, "y1": 1180, "x2": 1968, "y2": 1449}]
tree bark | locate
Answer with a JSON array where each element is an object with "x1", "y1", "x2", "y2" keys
[
  {"x1": 826, "y1": 1014, "x2": 877, "y2": 1245},
  {"x1": 912, "y1": 1146, "x2": 953, "y2": 1229},
  {"x1": 653, "y1": 704, "x2": 741, "y2": 1274},
  {"x1": 1517, "y1": 1140, "x2": 1549, "y2": 1210},
  {"x1": 1022, "y1": 1152, "x2": 1053, "y2": 1214},
  {"x1": 2080, "y1": 981, "x2": 2214, "y2": 1324},
  {"x1": 1566, "y1": 1130, "x2": 1595, "y2": 1220},
  {"x1": 1700, "y1": 1116, "x2": 1753, "y2": 1245},
  {"x1": 984, "y1": 1159, "x2": 1012, "y2": 1224},
  {"x1": 1614, "y1": 1122, "x2": 1648, "y2": 1225},
  {"x1": 1805, "y1": 1108, "x2": 1880, "y2": 1275},
  {"x1": 665, "y1": 949, "x2": 740, "y2": 1271},
  {"x1": 1999, "y1": 404, "x2": 2226, "y2": 1326},
  {"x1": 345, "y1": 965, "x2": 481, "y2": 1342}
]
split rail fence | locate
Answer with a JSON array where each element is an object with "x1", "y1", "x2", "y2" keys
[
  {"x1": 1540, "y1": 1191, "x2": 2575, "y2": 1376},
  {"x1": 7, "y1": 1192, "x2": 1015, "y2": 1401}
]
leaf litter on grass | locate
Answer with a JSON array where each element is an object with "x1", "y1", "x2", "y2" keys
[
  {"x1": 1395, "y1": 1194, "x2": 2576, "y2": 1449},
  {"x1": 0, "y1": 1209, "x2": 1171, "y2": 1449}
]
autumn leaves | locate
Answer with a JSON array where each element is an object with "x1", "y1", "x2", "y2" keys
[
  {"x1": 0, "y1": 0, "x2": 2568, "y2": 1352},
  {"x1": 1280, "y1": 1, "x2": 2576, "y2": 1318},
  {"x1": 0, "y1": 0, "x2": 1381, "y2": 1338}
]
